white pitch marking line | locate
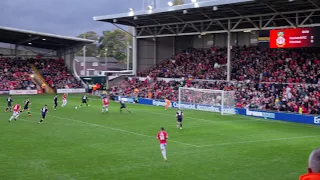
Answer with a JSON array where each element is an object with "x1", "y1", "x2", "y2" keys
[
  {"x1": 17, "y1": 119, "x2": 94, "y2": 127},
  {"x1": 29, "y1": 112, "x2": 201, "y2": 148},
  {"x1": 199, "y1": 135, "x2": 320, "y2": 147}
]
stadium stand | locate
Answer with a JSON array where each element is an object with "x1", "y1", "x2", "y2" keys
[
  {"x1": 139, "y1": 46, "x2": 320, "y2": 83},
  {"x1": 113, "y1": 46, "x2": 320, "y2": 115},
  {"x1": 0, "y1": 58, "x2": 37, "y2": 91},
  {"x1": 32, "y1": 59, "x2": 83, "y2": 89}
]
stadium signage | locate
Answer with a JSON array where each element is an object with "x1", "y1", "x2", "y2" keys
[
  {"x1": 246, "y1": 109, "x2": 275, "y2": 119},
  {"x1": 314, "y1": 117, "x2": 320, "y2": 124},
  {"x1": 121, "y1": 97, "x2": 135, "y2": 103},
  {"x1": 0, "y1": 91, "x2": 9, "y2": 95},
  {"x1": 9, "y1": 90, "x2": 38, "y2": 95},
  {"x1": 117, "y1": 96, "x2": 319, "y2": 125},
  {"x1": 57, "y1": 88, "x2": 86, "y2": 93}
]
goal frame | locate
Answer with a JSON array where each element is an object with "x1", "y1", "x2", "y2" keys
[{"x1": 178, "y1": 87, "x2": 235, "y2": 115}]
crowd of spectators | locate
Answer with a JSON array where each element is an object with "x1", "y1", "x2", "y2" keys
[
  {"x1": 0, "y1": 58, "x2": 36, "y2": 91},
  {"x1": 112, "y1": 78, "x2": 320, "y2": 114},
  {"x1": 139, "y1": 46, "x2": 320, "y2": 84},
  {"x1": 114, "y1": 46, "x2": 320, "y2": 115},
  {"x1": 32, "y1": 59, "x2": 83, "y2": 89}
]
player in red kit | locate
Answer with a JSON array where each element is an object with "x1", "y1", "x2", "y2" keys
[
  {"x1": 102, "y1": 97, "x2": 109, "y2": 113},
  {"x1": 62, "y1": 94, "x2": 67, "y2": 107},
  {"x1": 157, "y1": 127, "x2": 168, "y2": 161},
  {"x1": 9, "y1": 103, "x2": 21, "y2": 122}
]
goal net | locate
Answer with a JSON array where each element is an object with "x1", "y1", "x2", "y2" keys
[{"x1": 178, "y1": 87, "x2": 236, "y2": 115}]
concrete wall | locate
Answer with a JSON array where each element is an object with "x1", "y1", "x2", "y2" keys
[
  {"x1": 137, "y1": 38, "x2": 156, "y2": 72},
  {"x1": 156, "y1": 37, "x2": 175, "y2": 63}
]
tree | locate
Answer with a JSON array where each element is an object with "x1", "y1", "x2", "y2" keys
[
  {"x1": 99, "y1": 29, "x2": 127, "y2": 61},
  {"x1": 173, "y1": 0, "x2": 184, "y2": 5},
  {"x1": 76, "y1": 31, "x2": 99, "y2": 57}
]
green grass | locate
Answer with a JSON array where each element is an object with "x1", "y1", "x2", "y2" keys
[{"x1": 0, "y1": 94, "x2": 319, "y2": 180}]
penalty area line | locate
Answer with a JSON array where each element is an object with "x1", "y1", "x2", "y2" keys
[
  {"x1": 35, "y1": 112, "x2": 201, "y2": 148},
  {"x1": 199, "y1": 135, "x2": 320, "y2": 147}
]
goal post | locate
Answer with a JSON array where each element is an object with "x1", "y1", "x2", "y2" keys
[{"x1": 178, "y1": 87, "x2": 236, "y2": 115}]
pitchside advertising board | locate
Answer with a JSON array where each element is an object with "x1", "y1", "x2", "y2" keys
[
  {"x1": 116, "y1": 96, "x2": 320, "y2": 125},
  {"x1": 57, "y1": 89, "x2": 86, "y2": 93},
  {"x1": 259, "y1": 27, "x2": 320, "y2": 48}
]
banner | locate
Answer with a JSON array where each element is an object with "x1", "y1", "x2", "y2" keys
[
  {"x1": 9, "y1": 90, "x2": 38, "y2": 95},
  {"x1": 117, "y1": 96, "x2": 320, "y2": 125},
  {"x1": 0, "y1": 91, "x2": 9, "y2": 95},
  {"x1": 57, "y1": 88, "x2": 86, "y2": 93}
]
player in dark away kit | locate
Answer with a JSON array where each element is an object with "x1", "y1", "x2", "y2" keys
[
  {"x1": 21, "y1": 98, "x2": 32, "y2": 116},
  {"x1": 53, "y1": 94, "x2": 58, "y2": 110},
  {"x1": 39, "y1": 105, "x2": 48, "y2": 124},
  {"x1": 80, "y1": 95, "x2": 89, "y2": 107},
  {"x1": 176, "y1": 109, "x2": 184, "y2": 129},
  {"x1": 5, "y1": 95, "x2": 13, "y2": 112}
]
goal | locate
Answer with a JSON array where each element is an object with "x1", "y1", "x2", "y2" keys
[{"x1": 178, "y1": 87, "x2": 236, "y2": 115}]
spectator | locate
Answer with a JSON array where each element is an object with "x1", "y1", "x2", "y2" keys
[{"x1": 300, "y1": 148, "x2": 320, "y2": 180}]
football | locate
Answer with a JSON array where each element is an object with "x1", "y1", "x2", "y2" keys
[{"x1": 75, "y1": 106, "x2": 78, "y2": 109}]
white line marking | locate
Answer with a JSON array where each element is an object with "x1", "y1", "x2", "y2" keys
[
  {"x1": 17, "y1": 119, "x2": 94, "y2": 127},
  {"x1": 13, "y1": 110, "x2": 200, "y2": 148},
  {"x1": 199, "y1": 135, "x2": 320, "y2": 147}
]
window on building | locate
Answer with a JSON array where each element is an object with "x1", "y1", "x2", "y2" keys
[
  {"x1": 80, "y1": 62, "x2": 85, "y2": 66},
  {"x1": 80, "y1": 70, "x2": 85, "y2": 76},
  {"x1": 92, "y1": 62, "x2": 98, "y2": 66}
]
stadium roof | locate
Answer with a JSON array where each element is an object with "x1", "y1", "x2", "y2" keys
[
  {"x1": 0, "y1": 26, "x2": 94, "y2": 50},
  {"x1": 94, "y1": 0, "x2": 320, "y2": 38}
]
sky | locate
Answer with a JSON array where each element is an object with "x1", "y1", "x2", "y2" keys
[
  {"x1": 0, "y1": 0, "x2": 144, "y2": 37},
  {"x1": 0, "y1": 0, "x2": 200, "y2": 37}
]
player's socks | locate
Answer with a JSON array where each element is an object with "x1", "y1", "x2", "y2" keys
[
  {"x1": 162, "y1": 149, "x2": 167, "y2": 160},
  {"x1": 180, "y1": 123, "x2": 182, "y2": 129}
]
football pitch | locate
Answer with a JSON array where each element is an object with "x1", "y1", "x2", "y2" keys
[{"x1": 1, "y1": 94, "x2": 319, "y2": 180}]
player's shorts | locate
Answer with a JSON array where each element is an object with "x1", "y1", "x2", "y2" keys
[
  {"x1": 24, "y1": 105, "x2": 29, "y2": 110},
  {"x1": 177, "y1": 118, "x2": 182, "y2": 122},
  {"x1": 104, "y1": 105, "x2": 109, "y2": 108},
  {"x1": 54, "y1": 101, "x2": 58, "y2": 105},
  {"x1": 120, "y1": 104, "x2": 126, "y2": 109},
  {"x1": 82, "y1": 100, "x2": 87, "y2": 103},
  {"x1": 63, "y1": 99, "x2": 67, "y2": 103},
  {"x1": 42, "y1": 113, "x2": 46, "y2": 119},
  {"x1": 13, "y1": 111, "x2": 20, "y2": 117},
  {"x1": 160, "y1": 143, "x2": 167, "y2": 150},
  {"x1": 8, "y1": 103, "x2": 12, "y2": 107}
]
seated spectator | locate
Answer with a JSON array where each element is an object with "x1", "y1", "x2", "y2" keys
[
  {"x1": 0, "y1": 58, "x2": 37, "y2": 91},
  {"x1": 300, "y1": 148, "x2": 320, "y2": 180},
  {"x1": 138, "y1": 46, "x2": 320, "y2": 84},
  {"x1": 112, "y1": 78, "x2": 320, "y2": 115},
  {"x1": 32, "y1": 58, "x2": 83, "y2": 89}
]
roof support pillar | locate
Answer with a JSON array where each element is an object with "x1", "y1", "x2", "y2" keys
[
  {"x1": 14, "y1": 44, "x2": 18, "y2": 57},
  {"x1": 132, "y1": 28, "x2": 137, "y2": 75},
  {"x1": 154, "y1": 37, "x2": 157, "y2": 66},
  {"x1": 227, "y1": 19, "x2": 231, "y2": 82}
]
